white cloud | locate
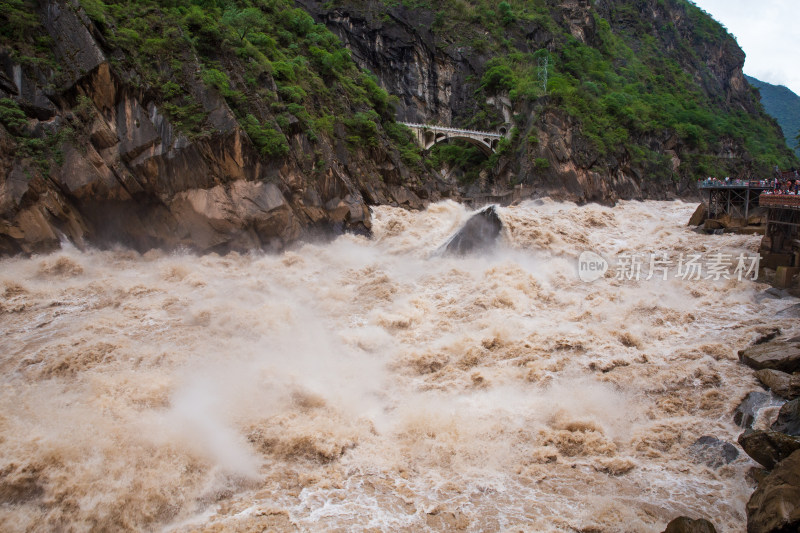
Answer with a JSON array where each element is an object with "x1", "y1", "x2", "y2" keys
[{"x1": 690, "y1": 0, "x2": 800, "y2": 95}]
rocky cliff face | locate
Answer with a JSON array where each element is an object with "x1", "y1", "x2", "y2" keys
[
  {"x1": 1, "y1": 0, "x2": 796, "y2": 255},
  {"x1": 0, "y1": 0, "x2": 449, "y2": 255},
  {"x1": 298, "y1": 0, "x2": 795, "y2": 204}
]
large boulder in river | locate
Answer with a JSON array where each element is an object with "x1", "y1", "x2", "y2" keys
[
  {"x1": 772, "y1": 399, "x2": 800, "y2": 437},
  {"x1": 738, "y1": 430, "x2": 800, "y2": 469},
  {"x1": 740, "y1": 337, "x2": 800, "y2": 373},
  {"x1": 756, "y1": 369, "x2": 800, "y2": 399},
  {"x1": 661, "y1": 516, "x2": 717, "y2": 533},
  {"x1": 443, "y1": 205, "x2": 503, "y2": 255},
  {"x1": 687, "y1": 203, "x2": 707, "y2": 226},
  {"x1": 745, "y1": 450, "x2": 800, "y2": 533}
]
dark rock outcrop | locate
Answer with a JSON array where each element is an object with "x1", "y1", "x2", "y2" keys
[
  {"x1": 442, "y1": 205, "x2": 503, "y2": 255},
  {"x1": 688, "y1": 436, "x2": 739, "y2": 468},
  {"x1": 738, "y1": 430, "x2": 800, "y2": 470},
  {"x1": 772, "y1": 399, "x2": 800, "y2": 437},
  {"x1": 661, "y1": 516, "x2": 717, "y2": 533},
  {"x1": 745, "y1": 450, "x2": 800, "y2": 533}
]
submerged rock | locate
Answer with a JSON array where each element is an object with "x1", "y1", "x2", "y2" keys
[
  {"x1": 662, "y1": 516, "x2": 717, "y2": 533},
  {"x1": 443, "y1": 205, "x2": 503, "y2": 255},
  {"x1": 738, "y1": 430, "x2": 800, "y2": 469},
  {"x1": 734, "y1": 391, "x2": 770, "y2": 429},
  {"x1": 689, "y1": 436, "x2": 739, "y2": 468},
  {"x1": 776, "y1": 304, "x2": 800, "y2": 318},
  {"x1": 746, "y1": 450, "x2": 800, "y2": 533},
  {"x1": 772, "y1": 399, "x2": 800, "y2": 437}
]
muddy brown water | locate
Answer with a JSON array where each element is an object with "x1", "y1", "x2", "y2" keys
[{"x1": 0, "y1": 199, "x2": 796, "y2": 532}]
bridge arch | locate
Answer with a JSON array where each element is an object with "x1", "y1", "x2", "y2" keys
[
  {"x1": 428, "y1": 135, "x2": 495, "y2": 156},
  {"x1": 401, "y1": 122, "x2": 505, "y2": 155}
]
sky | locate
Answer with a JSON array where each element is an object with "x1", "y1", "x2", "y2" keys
[{"x1": 689, "y1": 0, "x2": 800, "y2": 96}]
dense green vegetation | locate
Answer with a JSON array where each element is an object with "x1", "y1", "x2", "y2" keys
[
  {"x1": 0, "y1": 0, "x2": 423, "y2": 170},
  {"x1": 362, "y1": 0, "x2": 797, "y2": 180},
  {"x1": 746, "y1": 75, "x2": 800, "y2": 159}
]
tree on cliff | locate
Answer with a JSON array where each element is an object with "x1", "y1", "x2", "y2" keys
[{"x1": 222, "y1": 6, "x2": 266, "y2": 41}]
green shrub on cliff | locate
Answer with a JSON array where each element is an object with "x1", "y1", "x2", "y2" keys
[
  {"x1": 0, "y1": 98, "x2": 28, "y2": 134},
  {"x1": 241, "y1": 114, "x2": 289, "y2": 158}
]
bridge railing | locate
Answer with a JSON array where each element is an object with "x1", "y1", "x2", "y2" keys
[
  {"x1": 399, "y1": 122, "x2": 502, "y2": 137},
  {"x1": 698, "y1": 179, "x2": 774, "y2": 189}
]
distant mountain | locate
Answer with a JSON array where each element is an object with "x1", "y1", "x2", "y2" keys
[{"x1": 746, "y1": 75, "x2": 800, "y2": 158}]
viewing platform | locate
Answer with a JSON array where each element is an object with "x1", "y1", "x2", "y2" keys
[{"x1": 698, "y1": 179, "x2": 773, "y2": 220}]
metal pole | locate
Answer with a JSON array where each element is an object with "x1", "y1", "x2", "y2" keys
[{"x1": 745, "y1": 188, "x2": 750, "y2": 221}]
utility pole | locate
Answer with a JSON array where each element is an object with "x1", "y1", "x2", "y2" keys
[{"x1": 537, "y1": 56, "x2": 549, "y2": 94}]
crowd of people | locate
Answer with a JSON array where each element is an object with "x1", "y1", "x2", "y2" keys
[
  {"x1": 700, "y1": 169, "x2": 800, "y2": 194},
  {"x1": 763, "y1": 168, "x2": 800, "y2": 195},
  {"x1": 762, "y1": 180, "x2": 800, "y2": 195}
]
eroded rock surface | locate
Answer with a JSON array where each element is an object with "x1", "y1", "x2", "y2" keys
[{"x1": 746, "y1": 450, "x2": 800, "y2": 533}]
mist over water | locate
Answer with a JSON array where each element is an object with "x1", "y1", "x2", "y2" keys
[{"x1": 1, "y1": 199, "x2": 797, "y2": 532}]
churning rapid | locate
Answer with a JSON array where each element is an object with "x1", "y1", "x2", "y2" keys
[{"x1": 0, "y1": 200, "x2": 797, "y2": 532}]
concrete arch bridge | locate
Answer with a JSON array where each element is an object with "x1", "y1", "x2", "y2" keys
[{"x1": 400, "y1": 122, "x2": 508, "y2": 155}]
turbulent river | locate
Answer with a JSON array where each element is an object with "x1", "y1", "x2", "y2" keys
[{"x1": 1, "y1": 199, "x2": 798, "y2": 532}]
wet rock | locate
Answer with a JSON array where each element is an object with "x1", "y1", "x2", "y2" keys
[
  {"x1": 756, "y1": 369, "x2": 800, "y2": 399},
  {"x1": 687, "y1": 203, "x2": 707, "y2": 226},
  {"x1": 688, "y1": 436, "x2": 739, "y2": 468},
  {"x1": 734, "y1": 391, "x2": 770, "y2": 429},
  {"x1": 738, "y1": 430, "x2": 800, "y2": 469},
  {"x1": 772, "y1": 399, "x2": 800, "y2": 437},
  {"x1": 755, "y1": 287, "x2": 791, "y2": 303},
  {"x1": 443, "y1": 205, "x2": 503, "y2": 255},
  {"x1": 740, "y1": 337, "x2": 800, "y2": 373},
  {"x1": 745, "y1": 450, "x2": 800, "y2": 533},
  {"x1": 661, "y1": 516, "x2": 717, "y2": 533},
  {"x1": 747, "y1": 466, "x2": 770, "y2": 485}
]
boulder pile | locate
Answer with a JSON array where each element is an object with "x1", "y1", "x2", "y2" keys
[{"x1": 738, "y1": 335, "x2": 800, "y2": 532}]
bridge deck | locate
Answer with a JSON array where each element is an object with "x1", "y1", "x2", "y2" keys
[{"x1": 399, "y1": 122, "x2": 503, "y2": 138}]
